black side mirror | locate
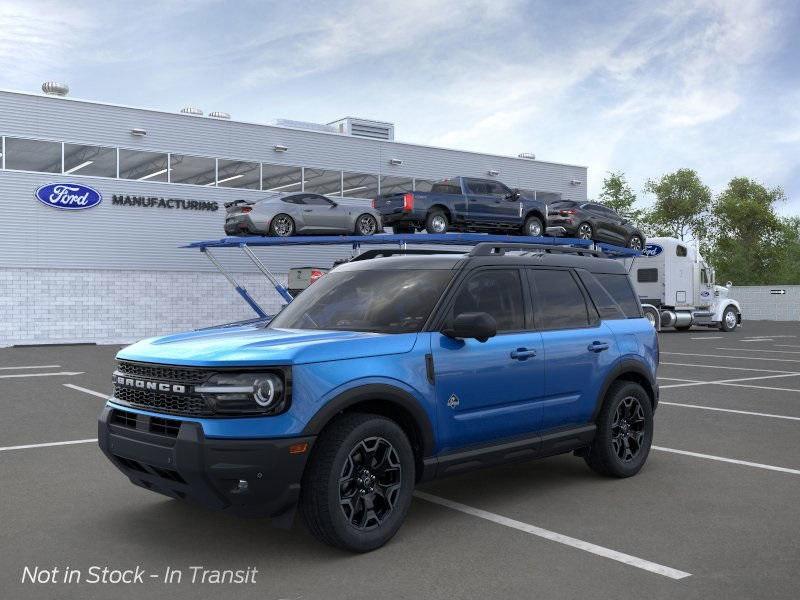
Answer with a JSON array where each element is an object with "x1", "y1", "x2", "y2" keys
[
  {"x1": 329, "y1": 201, "x2": 338, "y2": 208},
  {"x1": 442, "y1": 312, "x2": 497, "y2": 343},
  {"x1": 505, "y1": 188, "x2": 521, "y2": 201}
]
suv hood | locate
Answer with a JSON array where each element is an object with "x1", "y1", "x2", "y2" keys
[{"x1": 117, "y1": 324, "x2": 418, "y2": 367}]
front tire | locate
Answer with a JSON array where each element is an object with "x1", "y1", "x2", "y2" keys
[
  {"x1": 300, "y1": 413, "x2": 415, "y2": 553},
  {"x1": 522, "y1": 215, "x2": 543, "y2": 237},
  {"x1": 627, "y1": 234, "x2": 644, "y2": 251},
  {"x1": 720, "y1": 306, "x2": 738, "y2": 332},
  {"x1": 355, "y1": 214, "x2": 379, "y2": 236},
  {"x1": 425, "y1": 210, "x2": 449, "y2": 234},
  {"x1": 270, "y1": 214, "x2": 295, "y2": 237},
  {"x1": 584, "y1": 381, "x2": 653, "y2": 478},
  {"x1": 577, "y1": 222, "x2": 593, "y2": 240}
]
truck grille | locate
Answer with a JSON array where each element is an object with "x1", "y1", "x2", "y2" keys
[{"x1": 113, "y1": 361, "x2": 212, "y2": 416}]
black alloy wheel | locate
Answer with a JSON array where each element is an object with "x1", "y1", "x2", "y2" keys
[
  {"x1": 356, "y1": 214, "x2": 379, "y2": 236},
  {"x1": 611, "y1": 396, "x2": 646, "y2": 462},
  {"x1": 338, "y1": 437, "x2": 402, "y2": 531},
  {"x1": 628, "y1": 235, "x2": 644, "y2": 250},
  {"x1": 577, "y1": 222, "x2": 593, "y2": 240}
]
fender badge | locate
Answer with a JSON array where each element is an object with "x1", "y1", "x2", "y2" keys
[{"x1": 447, "y1": 394, "x2": 459, "y2": 409}]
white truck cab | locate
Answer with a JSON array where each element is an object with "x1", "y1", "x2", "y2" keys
[{"x1": 628, "y1": 237, "x2": 742, "y2": 332}]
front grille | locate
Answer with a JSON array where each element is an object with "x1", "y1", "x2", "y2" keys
[
  {"x1": 117, "y1": 361, "x2": 210, "y2": 384},
  {"x1": 113, "y1": 384, "x2": 211, "y2": 416}
]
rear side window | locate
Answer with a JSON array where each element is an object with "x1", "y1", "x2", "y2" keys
[
  {"x1": 465, "y1": 180, "x2": 492, "y2": 195},
  {"x1": 594, "y1": 273, "x2": 642, "y2": 318},
  {"x1": 577, "y1": 271, "x2": 626, "y2": 320},
  {"x1": 676, "y1": 245, "x2": 688, "y2": 257},
  {"x1": 637, "y1": 268, "x2": 658, "y2": 283},
  {"x1": 448, "y1": 269, "x2": 525, "y2": 332},
  {"x1": 529, "y1": 269, "x2": 589, "y2": 330},
  {"x1": 431, "y1": 180, "x2": 462, "y2": 194}
]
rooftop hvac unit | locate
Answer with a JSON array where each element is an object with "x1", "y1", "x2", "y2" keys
[
  {"x1": 518, "y1": 152, "x2": 536, "y2": 160},
  {"x1": 180, "y1": 106, "x2": 204, "y2": 116},
  {"x1": 328, "y1": 117, "x2": 395, "y2": 141},
  {"x1": 208, "y1": 111, "x2": 231, "y2": 119},
  {"x1": 42, "y1": 82, "x2": 69, "y2": 96}
]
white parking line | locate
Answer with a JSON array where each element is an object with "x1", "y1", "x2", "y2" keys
[
  {"x1": 0, "y1": 439, "x2": 97, "y2": 453},
  {"x1": 661, "y1": 362, "x2": 798, "y2": 374},
  {"x1": 716, "y1": 347, "x2": 800, "y2": 355},
  {"x1": 659, "y1": 372, "x2": 800, "y2": 389},
  {"x1": 414, "y1": 491, "x2": 691, "y2": 580},
  {"x1": 718, "y1": 382, "x2": 800, "y2": 394},
  {"x1": 0, "y1": 364, "x2": 61, "y2": 370},
  {"x1": 776, "y1": 344, "x2": 800, "y2": 349},
  {"x1": 659, "y1": 401, "x2": 800, "y2": 421},
  {"x1": 653, "y1": 446, "x2": 800, "y2": 475},
  {"x1": 690, "y1": 336, "x2": 724, "y2": 340},
  {"x1": 63, "y1": 383, "x2": 109, "y2": 399},
  {"x1": 662, "y1": 352, "x2": 800, "y2": 363},
  {"x1": 0, "y1": 371, "x2": 85, "y2": 379}
]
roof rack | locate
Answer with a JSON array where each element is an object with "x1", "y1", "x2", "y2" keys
[{"x1": 469, "y1": 242, "x2": 603, "y2": 257}]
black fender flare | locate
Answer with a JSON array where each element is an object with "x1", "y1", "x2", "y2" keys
[
  {"x1": 301, "y1": 384, "x2": 435, "y2": 458},
  {"x1": 592, "y1": 359, "x2": 658, "y2": 419}
]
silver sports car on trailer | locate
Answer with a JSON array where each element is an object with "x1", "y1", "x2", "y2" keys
[{"x1": 224, "y1": 192, "x2": 383, "y2": 237}]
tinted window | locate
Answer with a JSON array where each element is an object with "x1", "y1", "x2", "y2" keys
[
  {"x1": 466, "y1": 180, "x2": 492, "y2": 195},
  {"x1": 5, "y1": 137, "x2": 61, "y2": 173},
  {"x1": 485, "y1": 181, "x2": 511, "y2": 196},
  {"x1": 637, "y1": 268, "x2": 658, "y2": 283},
  {"x1": 342, "y1": 172, "x2": 379, "y2": 198},
  {"x1": 414, "y1": 178, "x2": 436, "y2": 192},
  {"x1": 217, "y1": 159, "x2": 260, "y2": 189},
  {"x1": 676, "y1": 245, "x2": 688, "y2": 257},
  {"x1": 262, "y1": 164, "x2": 302, "y2": 193},
  {"x1": 170, "y1": 154, "x2": 216, "y2": 186},
  {"x1": 380, "y1": 175, "x2": 414, "y2": 195},
  {"x1": 430, "y1": 180, "x2": 462, "y2": 195},
  {"x1": 529, "y1": 269, "x2": 589, "y2": 329},
  {"x1": 269, "y1": 269, "x2": 453, "y2": 333},
  {"x1": 594, "y1": 273, "x2": 642, "y2": 318},
  {"x1": 64, "y1": 144, "x2": 117, "y2": 177},
  {"x1": 119, "y1": 149, "x2": 168, "y2": 182},
  {"x1": 448, "y1": 269, "x2": 524, "y2": 332},
  {"x1": 577, "y1": 271, "x2": 624, "y2": 320},
  {"x1": 304, "y1": 195, "x2": 334, "y2": 206},
  {"x1": 281, "y1": 195, "x2": 306, "y2": 205},
  {"x1": 304, "y1": 168, "x2": 342, "y2": 196}
]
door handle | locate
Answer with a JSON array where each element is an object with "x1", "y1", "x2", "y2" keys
[
  {"x1": 587, "y1": 341, "x2": 609, "y2": 352},
  {"x1": 303, "y1": 209, "x2": 313, "y2": 212},
  {"x1": 510, "y1": 348, "x2": 537, "y2": 360}
]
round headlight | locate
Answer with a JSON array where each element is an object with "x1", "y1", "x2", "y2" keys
[{"x1": 254, "y1": 374, "x2": 282, "y2": 407}]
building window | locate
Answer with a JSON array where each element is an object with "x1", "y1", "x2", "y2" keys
[
  {"x1": 413, "y1": 178, "x2": 436, "y2": 192},
  {"x1": 304, "y1": 168, "x2": 342, "y2": 196},
  {"x1": 262, "y1": 164, "x2": 302, "y2": 192},
  {"x1": 379, "y1": 175, "x2": 413, "y2": 195},
  {"x1": 63, "y1": 144, "x2": 117, "y2": 177},
  {"x1": 4, "y1": 137, "x2": 61, "y2": 173},
  {"x1": 341, "y1": 172, "x2": 379, "y2": 198},
  {"x1": 170, "y1": 154, "x2": 216, "y2": 186},
  {"x1": 119, "y1": 149, "x2": 169, "y2": 182},
  {"x1": 217, "y1": 159, "x2": 260, "y2": 189}
]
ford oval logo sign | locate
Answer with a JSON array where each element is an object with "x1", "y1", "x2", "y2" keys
[
  {"x1": 641, "y1": 244, "x2": 663, "y2": 257},
  {"x1": 35, "y1": 183, "x2": 102, "y2": 210}
]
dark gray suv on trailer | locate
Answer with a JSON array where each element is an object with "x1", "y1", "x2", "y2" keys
[{"x1": 547, "y1": 201, "x2": 645, "y2": 250}]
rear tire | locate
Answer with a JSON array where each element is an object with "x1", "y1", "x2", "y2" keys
[
  {"x1": 269, "y1": 214, "x2": 295, "y2": 237},
  {"x1": 300, "y1": 413, "x2": 415, "y2": 553},
  {"x1": 522, "y1": 215, "x2": 543, "y2": 237},
  {"x1": 627, "y1": 235, "x2": 644, "y2": 250},
  {"x1": 584, "y1": 381, "x2": 653, "y2": 478},
  {"x1": 425, "y1": 210, "x2": 449, "y2": 234},
  {"x1": 354, "y1": 214, "x2": 379, "y2": 236},
  {"x1": 577, "y1": 222, "x2": 593, "y2": 240},
  {"x1": 720, "y1": 306, "x2": 738, "y2": 332}
]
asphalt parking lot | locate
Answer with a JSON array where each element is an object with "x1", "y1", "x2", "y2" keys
[{"x1": 1, "y1": 321, "x2": 799, "y2": 599}]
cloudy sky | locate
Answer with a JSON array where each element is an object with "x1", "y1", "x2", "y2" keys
[{"x1": 2, "y1": 0, "x2": 799, "y2": 211}]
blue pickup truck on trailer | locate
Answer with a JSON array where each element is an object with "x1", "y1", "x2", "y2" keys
[
  {"x1": 98, "y1": 235, "x2": 657, "y2": 552},
  {"x1": 373, "y1": 177, "x2": 557, "y2": 237}
]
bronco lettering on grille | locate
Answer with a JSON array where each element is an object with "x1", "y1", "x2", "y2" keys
[{"x1": 115, "y1": 376, "x2": 186, "y2": 394}]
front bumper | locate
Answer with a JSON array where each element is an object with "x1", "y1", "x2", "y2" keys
[{"x1": 98, "y1": 405, "x2": 314, "y2": 518}]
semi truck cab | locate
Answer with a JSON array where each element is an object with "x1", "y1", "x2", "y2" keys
[{"x1": 631, "y1": 237, "x2": 742, "y2": 332}]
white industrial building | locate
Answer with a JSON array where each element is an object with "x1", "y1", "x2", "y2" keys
[{"x1": 0, "y1": 84, "x2": 588, "y2": 345}]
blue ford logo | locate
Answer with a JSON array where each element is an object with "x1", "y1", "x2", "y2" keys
[
  {"x1": 641, "y1": 244, "x2": 663, "y2": 257},
  {"x1": 35, "y1": 183, "x2": 102, "y2": 210}
]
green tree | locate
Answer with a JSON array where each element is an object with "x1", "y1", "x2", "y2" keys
[
  {"x1": 598, "y1": 171, "x2": 640, "y2": 220},
  {"x1": 707, "y1": 177, "x2": 785, "y2": 285},
  {"x1": 642, "y1": 169, "x2": 711, "y2": 241}
]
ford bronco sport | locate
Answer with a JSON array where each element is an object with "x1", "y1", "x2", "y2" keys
[{"x1": 98, "y1": 242, "x2": 658, "y2": 552}]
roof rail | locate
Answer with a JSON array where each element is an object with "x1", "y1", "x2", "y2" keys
[{"x1": 468, "y1": 242, "x2": 603, "y2": 257}]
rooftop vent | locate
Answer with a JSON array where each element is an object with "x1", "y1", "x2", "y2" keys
[
  {"x1": 208, "y1": 111, "x2": 231, "y2": 119},
  {"x1": 269, "y1": 119, "x2": 337, "y2": 134},
  {"x1": 180, "y1": 106, "x2": 203, "y2": 116},
  {"x1": 518, "y1": 152, "x2": 536, "y2": 160},
  {"x1": 42, "y1": 82, "x2": 69, "y2": 96},
  {"x1": 328, "y1": 117, "x2": 395, "y2": 141}
]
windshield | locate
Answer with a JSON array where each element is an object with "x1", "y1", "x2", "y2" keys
[{"x1": 269, "y1": 269, "x2": 454, "y2": 333}]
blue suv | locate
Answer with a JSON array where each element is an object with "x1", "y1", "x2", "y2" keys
[{"x1": 98, "y1": 242, "x2": 658, "y2": 552}]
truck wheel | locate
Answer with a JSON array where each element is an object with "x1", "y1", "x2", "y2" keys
[
  {"x1": 270, "y1": 214, "x2": 295, "y2": 237},
  {"x1": 300, "y1": 413, "x2": 415, "y2": 553},
  {"x1": 355, "y1": 214, "x2": 379, "y2": 236},
  {"x1": 584, "y1": 381, "x2": 653, "y2": 478},
  {"x1": 425, "y1": 210, "x2": 449, "y2": 234},
  {"x1": 720, "y1": 306, "x2": 738, "y2": 332},
  {"x1": 522, "y1": 215, "x2": 543, "y2": 237}
]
